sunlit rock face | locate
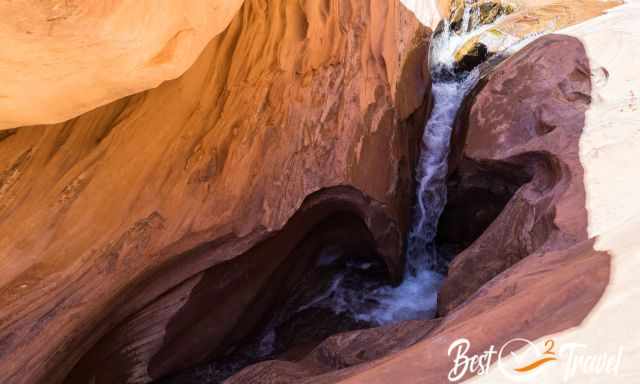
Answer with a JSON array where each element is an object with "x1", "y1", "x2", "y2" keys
[
  {"x1": 0, "y1": 0, "x2": 244, "y2": 129},
  {"x1": 400, "y1": 0, "x2": 446, "y2": 28},
  {"x1": 0, "y1": 1, "x2": 432, "y2": 383},
  {"x1": 438, "y1": 0, "x2": 622, "y2": 74}
]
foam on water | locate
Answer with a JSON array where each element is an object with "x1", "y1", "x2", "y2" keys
[
  {"x1": 162, "y1": 4, "x2": 564, "y2": 382},
  {"x1": 324, "y1": 70, "x2": 482, "y2": 325},
  {"x1": 405, "y1": 71, "x2": 480, "y2": 274}
]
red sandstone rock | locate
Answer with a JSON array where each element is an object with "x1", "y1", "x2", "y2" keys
[
  {"x1": 2, "y1": 1, "x2": 637, "y2": 384},
  {"x1": 227, "y1": 319, "x2": 441, "y2": 384},
  {"x1": 439, "y1": 34, "x2": 594, "y2": 315},
  {"x1": 227, "y1": 4, "x2": 640, "y2": 380}
]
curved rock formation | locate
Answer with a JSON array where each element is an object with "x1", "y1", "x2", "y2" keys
[
  {"x1": 0, "y1": 0, "x2": 243, "y2": 129},
  {"x1": 439, "y1": 34, "x2": 593, "y2": 314},
  {"x1": 0, "y1": 1, "x2": 433, "y2": 383},
  {"x1": 227, "y1": 31, "x2": 599, "y2": 384},
  {"x1": 226, "y1": 319, "x2": 441, "y2": 384}
]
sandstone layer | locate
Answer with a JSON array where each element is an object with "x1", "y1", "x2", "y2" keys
[
  {"x1": 224, "y1": 31, "x2": 604, "y2": 384},
  {"x1": 0, "y1": 0, "x2": 243, "y2": 129},
  {"x1": 0, "y1": 1, "x2": 433, "y2": 383}
]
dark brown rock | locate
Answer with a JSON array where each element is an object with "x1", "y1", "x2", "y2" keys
[
  {"x1": 226, "y1": 319, "x2": 440, "y2": 384},
  {"x1": 439, "y1": 34, "x2": 594, "y2": 315}
]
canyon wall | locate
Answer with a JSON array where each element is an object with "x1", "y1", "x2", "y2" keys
[
  {"x1": 0, "y1": 1, "x2": 437, "y2": 383},
  {"x1": 224, "y1": 31, "x2": 603, "y2": 384}
]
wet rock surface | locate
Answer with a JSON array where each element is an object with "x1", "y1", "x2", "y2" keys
[{"x1": 441, "y1": 0, "x2": 621, "y2": 75}]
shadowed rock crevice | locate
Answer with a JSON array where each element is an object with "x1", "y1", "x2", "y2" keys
[
  {"x1": 438, "y1": 150, "x2": 567, "y2": 315},
  {"x1": 437, "y1": 156, "x2": 531, "y2": 259},
  {"x1": 66, "y1": 186, "x2": 402, "y2": 384}
]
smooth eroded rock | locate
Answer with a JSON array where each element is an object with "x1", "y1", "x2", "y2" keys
[{"x1": 0, "y1": 0, "x2": 244, "y2": 129}]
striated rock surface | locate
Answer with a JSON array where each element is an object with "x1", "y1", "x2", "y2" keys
[
  {"x1": 333, "y1": 3, "x2": 639, "y2": 383},
  {"x1": 2, "y1": 0, "x2": 640, "y2": 383},
  {"x1": 0, "y1": 1, "x2": 434, "y2": 383},
  {"x1": 226, "y1": 32, "x2": 601, "y2": 384},
  {"x1": 0, "y1": 0, "x2": 244, "y2": 129}
]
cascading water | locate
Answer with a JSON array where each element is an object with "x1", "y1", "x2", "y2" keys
[
  {"x1": 247, "y1": 4, "x2": 558, "y2": 335},
  {"x1": 300, "y1": 4, "x2": 494, "y2": 325},
  {"x1": 294, "y1": 0, "x2": 554, "y2": 325},
  {"x1": 405, "y1": 73, "x2": 479, "y2": 273}
]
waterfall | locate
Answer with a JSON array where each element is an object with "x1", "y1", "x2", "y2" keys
[
  {"x1": 405, "y1": 72, "x2": 479, "y2": 273},
  {"x1": 354, "y1": 26, "x2": 484, "y2": 323},
  {"x1": 261, "y1": 2, "x2": 541, "y2": 328},
  {"x1": 291, "y1": 18, "x2": 486, "y2": 325}
]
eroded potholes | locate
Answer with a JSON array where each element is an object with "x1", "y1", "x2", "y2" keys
[
  {"x1": 437, "y1": 157, "x2": 532, "y2": 264},
  {"x1": 155, "y1": 213, "x2": 393, "y2": 384}
]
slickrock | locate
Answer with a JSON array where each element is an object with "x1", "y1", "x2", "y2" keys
[
  {"x1": 2, "y1": 0, "x2": 638, "y2": 383},
  {"x1": 320, "y1": 3, "x2": 640, "y2": 383}
]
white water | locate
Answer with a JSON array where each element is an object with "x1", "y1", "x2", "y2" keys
[
  {"x1": 312, "y1": 71, "x2": 483, "y2": 325},
  {"x1": 405, "y1": 71, "x2": 479, "y2": 273}
]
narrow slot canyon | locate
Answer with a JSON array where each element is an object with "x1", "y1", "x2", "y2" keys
[
  {"x1": 67, "y1": 49, "x2": 536, "y2": 384},
  {"x1": 145, "y1": 85, "x2": 552, "y2": 383}
]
